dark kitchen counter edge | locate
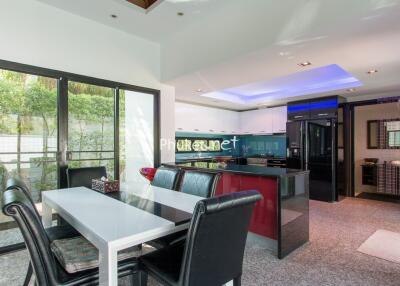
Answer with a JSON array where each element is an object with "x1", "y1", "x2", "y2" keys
[{"x1": 162, "y1": 162, "x2": 309, "y2": 178}]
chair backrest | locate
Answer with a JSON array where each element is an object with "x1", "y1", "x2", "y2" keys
[
  {"x1": 179, "y1": 171, "x2": 221, "y2": 198},
  {"x1": 66, "y1": 166, "x2": 107, "y2": 188},
  {"x1": 6, "y1": 177, "x2": 40, "y2": 220},
  {"x1": 1, "y1": 188, "x2": 59, "y2": 286},
  {"x1": 151, "y1": 166, "x2": 181, "y2": 190},
  {"x1": 179, "y1": 190, "x2": 262, "y2": 286}
]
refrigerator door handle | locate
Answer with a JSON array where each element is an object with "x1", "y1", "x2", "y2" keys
[{"x1": 304, "y1": 122, "x2": 309, "y2": 170}]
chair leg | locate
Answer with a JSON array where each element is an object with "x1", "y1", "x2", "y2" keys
[
  {"x1": 233, "y1": 275, "x2": 241, "y2": 286},
  {"x1": 139, "y1": 271, "x2": 148, "y2": 286},
  {"x1": 23, "y1": 262, "x2": 33, "y2": 286},
  {"x1": 131, "y1": 271, "x2": 148, "y2": 286}
]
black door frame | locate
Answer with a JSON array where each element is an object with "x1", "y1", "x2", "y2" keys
[
  {"x1": 0, "y1": 59, "x2": 161, "y2": 255},
  {"x1": 342, "y1": 96, "x2": 400, "y2": 197}
]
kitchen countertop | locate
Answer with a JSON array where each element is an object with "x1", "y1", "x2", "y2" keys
[{"x1": 163, "y1": 161, "x2": 308, "y2": 178}]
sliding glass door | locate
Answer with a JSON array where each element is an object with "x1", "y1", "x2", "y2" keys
[
  {"x1": 0, "y1": 60, "x2": 159, "y2": 254},
  {"x1": 0, "y1": 69, "x2": 58, "y2": 251},
  {"x1": 67, "y1": 82, "x2": 116, "y2": 179}
]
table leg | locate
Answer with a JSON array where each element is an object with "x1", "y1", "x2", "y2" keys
[
  {"x1": 41, "y1": 199, "x2": 52, "y2": 228},
  {"x1": 99, "y1": 246, "x2": 118, "y2": 286}
]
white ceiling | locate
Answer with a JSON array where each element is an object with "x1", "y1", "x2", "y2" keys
[
  {"x1": 35, "y1": 0, "x2": 224, "y2": 43},
  {"x1": 36, "y1": 0, "x2": 400, "y2": 110}
]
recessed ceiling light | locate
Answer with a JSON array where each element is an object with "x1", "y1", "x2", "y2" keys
[
  {"x1": 196, "y1": 88, "x2": 203, "y2": 92},
  {"x1": 298, "y1": 61, "x2": 312, "y2": 67},
  {"x1": 177, "y1": 12, "x2": 184, "y2": 16},
  {"x1": 367, "y1": 69, "x2": 378, "y2": 74},
  {"x1": 110, "y1": 14, "x2": 118, "y2": 19},
  {"x1": 347, "y1": 88, "x2": 356, "y2": 92}
]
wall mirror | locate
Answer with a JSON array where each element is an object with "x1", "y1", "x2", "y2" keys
[
  {"x1": 367, "y1": 119, "x2": 400, "y2": 149},
  {"x1": 367, "y1": 120, "x2": 379, "y2": 149}
]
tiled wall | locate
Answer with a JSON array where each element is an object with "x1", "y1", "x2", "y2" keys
[
  {"x1": 239, "y1": 135, "x2": 286, "y2": 157},
  {"x1": 354, "y1": 102, "x2": 400, "y2": 194},
  {"x1": 175, "y1": 132, "x2": 286, "y2": 160}
]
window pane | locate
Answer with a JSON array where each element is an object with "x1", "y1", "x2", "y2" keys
[
  {"x1": 0, "y1": 69, "x2": 58, "y2": 197},
  {"x1": 0, "y1": 69, "x2": 57, "y2": 249},
  {"x1": 67, "y1": 82, "x2": 115, "y2": 178}
]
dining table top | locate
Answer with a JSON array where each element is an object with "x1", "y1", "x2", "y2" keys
[{"x1": 42, "y1": 183, "x2": 203, "y2": 247}]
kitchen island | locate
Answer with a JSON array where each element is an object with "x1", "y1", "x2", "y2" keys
[{"x1": 163, "y1": 161, "x2": 309, "y2": 258}]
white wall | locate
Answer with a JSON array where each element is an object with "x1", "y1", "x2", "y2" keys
[
  {"x1": 0, "y1": 0, "x2": 160, "y2": 89},
  {"x1": 354, "y1": 102, "x2": 400, "y2": 194},
  {"x1": 160, "y1": 84, "x2": 176, "y2": 163}
]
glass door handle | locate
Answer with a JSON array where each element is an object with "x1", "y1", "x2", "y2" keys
[
  {"x1": 57, "y1": 152, "x2": 62, "y2": 161},
  {"x1": 57, "y1": 151, "x2": 70, "y2": 163}
]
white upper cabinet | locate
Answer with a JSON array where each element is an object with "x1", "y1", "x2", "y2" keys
[
  {"x1": 240, "y1": 109, "x2": 273, "y2": 134},
  {"x1": 175, "y1": 102, "x2": 287, "y2": 135},
  {"x1": 271, "y1": 106, "x2": 287, "y2": 133},
  {"x1": 175, "y1": 102, "x2": 240, "y2": 134},
  {"x1": 239, "y1": 107, "x2": 287, "y2": 134}
]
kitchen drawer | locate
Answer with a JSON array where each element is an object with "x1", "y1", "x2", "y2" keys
[
  {"x1": 267, "y1": 159, "x2": 286, "y2": 164},
  {"x1": 267, "y1": 159, "x2": 287, "y2": 168}
]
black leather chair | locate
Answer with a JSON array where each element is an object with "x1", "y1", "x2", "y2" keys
[
  {"x1": 151, "y1": 166, "x2": 181, "y2": 190},
  {"x1": 139, "y1": 190, "x2": 262, "y2": 286},
  {"x1": 66, "y1": 166, "x2": 107, "y2": 188},
  {"x1": 179, "y1": 170, "x2": 221, "y2": 198},
  {"x1": 148, "y1": 171, "x2": 221, "y2": 249},
  {"x1": 5, "y1": 178, "x2": 80, "y2": 286},
  {"x1": 1, "y1": 187, "x2": 143, "y2": 286}
]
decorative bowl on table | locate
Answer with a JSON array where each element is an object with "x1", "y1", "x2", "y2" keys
[
  {"x1": 139, "y1": 167, "x2": 157, "y2": 182},
  {"x1": 92, "y1": 178, "x2": 120, "y2": 193}
]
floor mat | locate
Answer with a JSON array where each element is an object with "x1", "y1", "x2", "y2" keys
[{"x1": 358, "y1": 229, "x2": 400, "y2": 264}]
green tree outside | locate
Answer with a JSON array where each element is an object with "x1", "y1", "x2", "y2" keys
[{"x1": 0, "y1": 69, "x2": 119, "y2": 202}]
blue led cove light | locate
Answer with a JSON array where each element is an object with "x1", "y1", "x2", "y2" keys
[
  {"x1": 201, "y1": 64, "x2": 362, "y2": 105},
  {"x1": 288, "y1": 99, "x2": 338, "y2": 112}
]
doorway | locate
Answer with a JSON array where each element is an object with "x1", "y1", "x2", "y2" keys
[{"x1": 352, "y1": 101, "x2": 400, "y2": 202}]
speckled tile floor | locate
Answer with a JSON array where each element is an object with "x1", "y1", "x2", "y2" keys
[{"x1": 1, "y1": 197, "x2": 400, "y2": 286}]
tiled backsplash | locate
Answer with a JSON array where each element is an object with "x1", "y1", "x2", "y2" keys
[
  {"x1": 175, "y1": 132, "x2": 286, "y2": 160},
  {"x1": 240, "y1": 135, "x2": 286, "y2": 157}
]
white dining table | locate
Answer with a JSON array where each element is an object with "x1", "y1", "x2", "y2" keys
[{"x1": 41, "y1": 183, "x2": 203, "y2": 286}]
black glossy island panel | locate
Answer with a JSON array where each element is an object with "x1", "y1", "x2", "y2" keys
[{"x1": 163, "y1": 161, "x2": 310, "y2": 259}]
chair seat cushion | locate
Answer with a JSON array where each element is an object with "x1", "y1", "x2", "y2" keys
[{"x1": 51, "y1": 236, "x2": 141, "y2": 274}]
